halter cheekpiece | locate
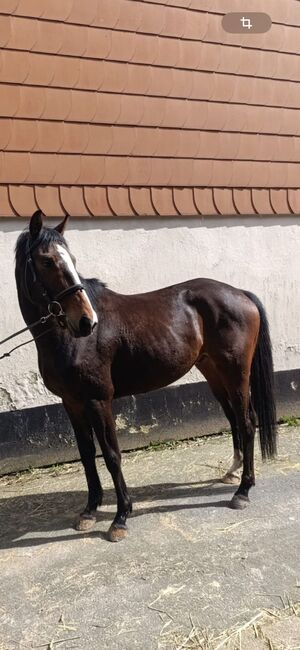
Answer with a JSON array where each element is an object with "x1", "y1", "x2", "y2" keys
[{"x1": 25, "y1": 236, "x2": 84, "y2": 320}]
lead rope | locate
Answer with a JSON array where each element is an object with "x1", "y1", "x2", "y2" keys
[
  {"x1": 0, "y1": 313, "x2": 53, "y2": 347},
  {"x1": 0, "y1": 324, "x2": 55, "y2": 360},
  {"x1": 0, "y1": 312, "x2": 56, "y2": 361}
]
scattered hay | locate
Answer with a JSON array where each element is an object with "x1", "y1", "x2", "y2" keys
[{"x1": 159, "y1": 602, "x2": 300, "y2": 650}]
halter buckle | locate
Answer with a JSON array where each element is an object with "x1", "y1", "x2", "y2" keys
[{"x1": 48, "y1": 301, "x2": 65, "y2": 317}]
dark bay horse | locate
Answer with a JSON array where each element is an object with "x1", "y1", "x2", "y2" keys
[{"x1": 15, "y1": 211, "x2": 277, "y2": 541}]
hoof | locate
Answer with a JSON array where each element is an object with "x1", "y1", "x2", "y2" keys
[
  {"x1": 74, "y1": 511, "x2": 97, "y2": 532},
  {"x1": 221, "y1": 473, "x2": 240, "y2": 485},
  {"x1": 229, "y1": 494, "x2": 250, "y2": 510},
  {"x1": 107, "y1": 524, "x2": 128, "y2": 543}
]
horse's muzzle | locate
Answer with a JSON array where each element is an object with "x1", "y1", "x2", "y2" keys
[{"x1": 78, "y1": 315, "x2": 95, "y2": 337}]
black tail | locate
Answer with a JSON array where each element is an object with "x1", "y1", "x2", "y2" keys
[{"x1": 244, "y1": 291, "x2": 277, "y2": 459}]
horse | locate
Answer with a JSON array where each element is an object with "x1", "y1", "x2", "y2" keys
[{"x1": 14, "y1": 210, "x2": 277, "y2": 542}]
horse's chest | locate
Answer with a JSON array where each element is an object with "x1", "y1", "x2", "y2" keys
[{"x1": 40, "y1": 357, "x2": 99, "y2": 400}]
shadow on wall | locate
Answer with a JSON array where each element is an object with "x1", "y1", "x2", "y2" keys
[{"x1": 1, "y1": 215, "x2": 300, "y2": 234}]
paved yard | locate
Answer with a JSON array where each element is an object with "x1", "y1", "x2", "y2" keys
[{"x1": 0, "y1": 426, "x2": 299, "y2": 649}]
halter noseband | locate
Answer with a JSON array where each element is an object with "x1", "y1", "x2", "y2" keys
[{"x1": 25, "y1": 237, "x2": 84, "y2": 321}]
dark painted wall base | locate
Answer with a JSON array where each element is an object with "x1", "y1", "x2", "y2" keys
[{"x1": 0, "y1": 369, "x2": 299, "y2": 475}]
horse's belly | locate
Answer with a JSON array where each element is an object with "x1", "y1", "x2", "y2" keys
[{"x1": 112, "y1": 339, "x2": 201, "y2": 398}]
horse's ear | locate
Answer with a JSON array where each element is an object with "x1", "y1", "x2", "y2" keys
[
  {"x1": 29, "y1": 210, "x2": 43, "y2": 240},
  {"x1": 54, "y1": 215, "x2": 69, "y2": 235}
]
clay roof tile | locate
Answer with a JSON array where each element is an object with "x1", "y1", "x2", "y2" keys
[
  {"x1": 184, "y1": 10, "x2": 209, "y2": 40},
  {"x1": 288, "y1": 190, "x2": 300, "y2": 213},
  {"x1": 193, "y1": 188, "x2": 215, "y2": 215},
  {"x1": 127, "y1": 157, "x2": 152, "y2": 185},
  {"x1": 59, "y1": 23, "x2": 88, "y2": 57},
  {"x1": 77, "y1": 59, "x2": 105, "y2": 91},
  {"x1": 118, "y1": 1, "x2": 142, "y2": 31},
  {"x1": 213, "y1": 188, "x2": 237, "y2": 215},
  {"x1": 42, "y1": 88, "x2": 71, "y2": 120},
  {"x1": 157, "y1": 36, "x2": 180, "y2": 67},
  {"x1": 0, "y1": 185, "x2": 18, "y2": 217},
  {"x1": 77, "y1": 155, "x2": 105, "y2": 185},
  {"x1": 35, "y1": 185, "x2": 66, "y2": 216},
  {"x1": 19, "y1": 86, "x2": 46, "y2": 119},
  {"x1": 0, "y1": 117, "x2": 13, "y2": 151},
  {"x1": 107, "y1": 188, "x2": 136, "y2": 216},
  {"x1": 110, "y1": 30, "x2": 136, "y2": 62},
  {"x1": 85, "y1": 27, "x2": 111, "y2": 59},
  {"x1": 60, "y1": 123, "x2": 89, "y2": 154},
  {"x1": 0, "y1": 85, "x2": 20, "y2": 117},
  {"x1": 1, "y1": 50, "x2": 30, "y2": 84},
  {"x1": 173, "y1": 188, "x2": 198, "y2": 215},
  {"x1": 66, "y1": 0, "x2": 98, "y2": 26},
  {"x1": 94, "y1": 93, "x2": 121, "y2": 124},
  {"x1": 95, "y1": 0, "x2": 120, "y2": 29},
  {"x1": 173, "y1": 68, "x2": 194, "y2": 99},
  {"x1": 251, "y1": 189, "x2": 274, "y2": 214},
  {"x1": 40, "y1": 0, "x2": 73, "y2": 21},
  {"x1": 102, "y1": 156, "x2": 128, "y2": 185},
  {"x1": 67, "y1": 89, "x2": 96, "y2": 122},
  {"x1": 139, "y1": 3, "x2": 165, "y2": 34},
  {"x1": 101, "y1": 61, "x2": 128, "y2": 93},
  {"x1": 35, "y1": 18, "x2": 63, "y2": 54},
  {"x1": 27, "y1": 52, "x2": 56, "y2": 86},
  {"x1": 84, "y1": 125, "x2": 113, "y2": 155},
  {"x1": 233, "y1": 189, "x2": 256, "y2": 215},
  {"x1": 84, "y1": 186, "x2": 114, "y2": 216},
  {"x1": 132, "y1": 127, "x2": 158, "y2": 156},
  {"x1": 52, "y1": 56, "x2": 80, "y2": 89},
  {"x1": 8, "y1": 120, "x2": 37, "y2": 151},
  {"x1": 60, "y1": 186, "x2": 91, "y2": 217},
  {"x1": 1, "y1": 152, "x2": 30, "y2": 183},
  {"x1": 127, "y1": 62, "x2": 152, "y2": 94},
  {"x1": 270, "y1": 189, "x2": 290, "y2": 214},
  {"x1": 8, "y1": 185, "x2": 38, "y2": 216},
  {"x1": 129, "y1": 188, "x2": 157, "y2": 216},
  {"x1": 133, "y1": 34, "x2": 158, "y2": 65},
  {"x1": 151, "y1": 188, "x2": 179, "y2": 215},
  {"x1": 119, "y1": 95, "x2": 143, "y2": 125},
  {"x1": 0, "y1": 14, "x2": 11, "y2": 48},
  {"x1": 29, "y1": 152, "x2": 56, "y2": 183}
]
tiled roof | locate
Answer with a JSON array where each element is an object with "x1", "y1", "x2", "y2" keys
[{"x1": 0, "y1": 0, "x2": 300, "y2": 217}]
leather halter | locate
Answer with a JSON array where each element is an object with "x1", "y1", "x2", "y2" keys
[
  {"x1": 0, "y1": 236, "x2": 85, "y2": 360},
  {"x1": 25, "y1": 237, "x2": 84, "y2": 320}
]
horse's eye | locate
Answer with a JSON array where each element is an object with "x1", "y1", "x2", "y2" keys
[{"x1": 43, "y1": 258, "x2": 53, "y2": 268}]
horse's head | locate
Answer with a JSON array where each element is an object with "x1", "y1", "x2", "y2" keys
[{"x1": 20, "y1": 211, "x2": 98, "y2": 338}]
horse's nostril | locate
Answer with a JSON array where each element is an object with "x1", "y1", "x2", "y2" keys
[
  {"x1": 79, "y1": 315, "x2": 93, "y2": 337},
  {"x1": 92, "y1": 321, "x2": 97, "y2": 331}
]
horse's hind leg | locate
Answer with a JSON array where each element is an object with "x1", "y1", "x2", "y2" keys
[
  {"x1": 196, "y1": 358, "x2": 243, "y2": 484},
  {"x1": 216, "y1": 368, "x2": 256, "y2": 510},
  {"x1": 63, "y1": 399, "x2": 103, "y2": 531}
]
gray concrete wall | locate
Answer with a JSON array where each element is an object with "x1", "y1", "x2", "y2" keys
[{"x1": 1, "y1": 216, "x2": 300, "y2": 414}]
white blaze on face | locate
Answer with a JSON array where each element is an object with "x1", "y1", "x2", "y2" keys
[{"x1": 56, "y1": 244, "x2": 98, "y2": 326}]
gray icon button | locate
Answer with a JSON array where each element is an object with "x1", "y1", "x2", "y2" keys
[{"x1": 222, "y1": 13, "x2": 272, "y2": 34}]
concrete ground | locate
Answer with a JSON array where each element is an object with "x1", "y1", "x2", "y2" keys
[{"x1": 0, "y1": 425, "x2": 299, "y2": 650}]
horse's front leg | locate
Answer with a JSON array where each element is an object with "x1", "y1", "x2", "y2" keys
[
  {"x1": 87, "y1": 399, "x2": 132, "y2": 542},
  {"x1": 63, "y1": 399, "x2": 103, "y2": 531}
]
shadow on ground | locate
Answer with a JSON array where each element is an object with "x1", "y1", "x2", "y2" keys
[{"x1": 0, "y1": 479, "x2": 235, "y2": 549}]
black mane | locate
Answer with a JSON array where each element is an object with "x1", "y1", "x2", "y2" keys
[
  {"x1": 15, "y1": 226, "x2": 67, "y2": 266},
  {"x1": 80, "y1": 276, "x2": 106, "y2": 301},
  {"x1": 15, "y1": 226, "x2": 106, "y2": 298}
]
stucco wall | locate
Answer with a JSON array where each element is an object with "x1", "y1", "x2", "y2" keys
[{"x1": 0, "y1": 216, "x2": 300, "y2": 413}]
